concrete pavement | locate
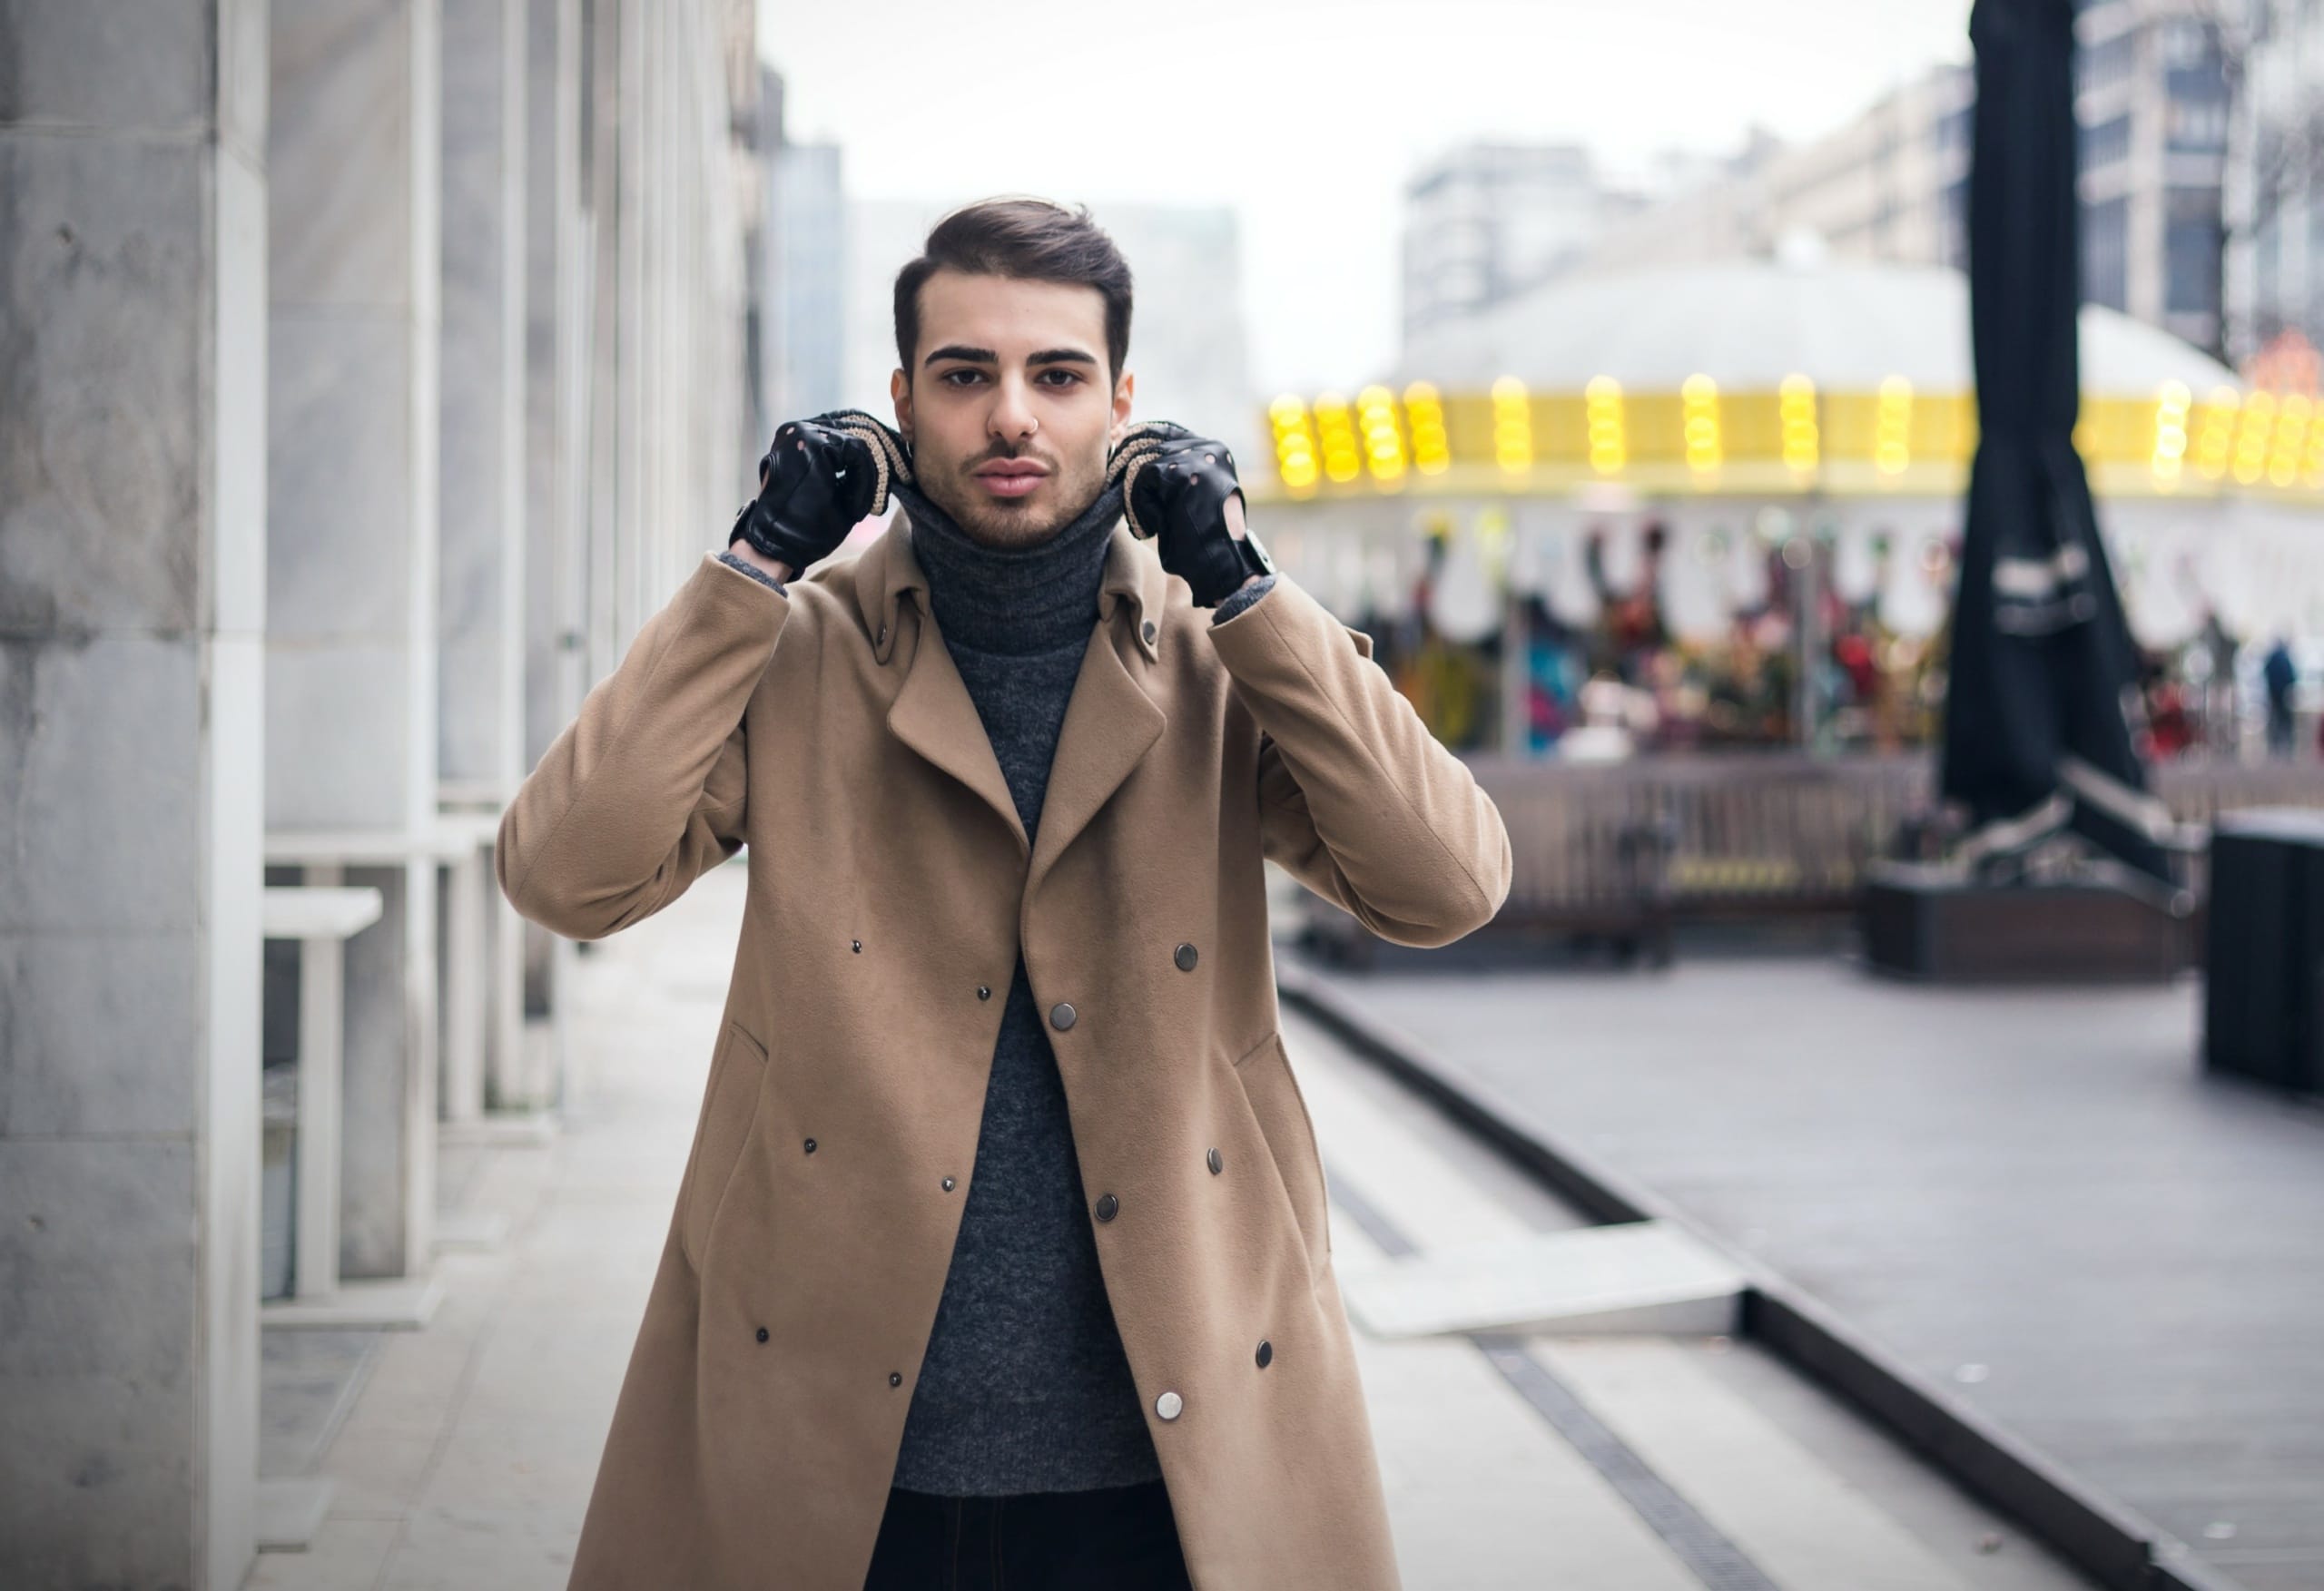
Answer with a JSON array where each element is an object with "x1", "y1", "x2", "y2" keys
[{"x1": 1317, "y1": 956, "x2": 2324, "y2": 1591}]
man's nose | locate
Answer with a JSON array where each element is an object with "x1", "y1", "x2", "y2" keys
[{"x1": 988, "y1": 374, "x2": 1038, "y2": 443}]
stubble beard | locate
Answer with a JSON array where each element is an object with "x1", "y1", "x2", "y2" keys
[{"x1": 920, "y1": 450, "x2": 1108, "y2": 551}]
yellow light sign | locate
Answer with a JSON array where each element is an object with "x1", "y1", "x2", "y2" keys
[
  {"x1": 1245, "y1": 378, "x2": 2320, "y2": 501},
  {"x1": 1492, "y1": 376, "x2": 1535, "y2": 474},
  {"x1": 1355, "y1": 384, "x2": 1408, "y2": 484},
  {"x1": 2234, "y1": 390, "x2": 2276, "y2": 485},
  {"x1": 1876, "y1": 376, "x2": 1914, "y2": 476},
  {"x1": 1268, "y1": 395, "x2": 1320, "y2": 495},
  {"x1": 2151, "y1": 380, "x2": 2191, "y2": 485},
  {"x1": 1313, "y1": 393, "x2": 1362, "y2": 484},
  {"x1": 2195, "y1": 386, "x2": 2240, "y2": 479},
  {"x1": 1583, "y1": 375, "x2": 1624, "y2": 475},
  {"x1": 1403, "y1": 381, "x2": 1451, "y2": 474},
  {"x1": 1779, "y1": 374, "x2": 1819, "y2": 476},
  {"x1": 1681, "y1": 373, "x2": 1722, "y2": 477},
  {"x1": 2270, "y1": 395, "x2": 2311, "y2": 487}
]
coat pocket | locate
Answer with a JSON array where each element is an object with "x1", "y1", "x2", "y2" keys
[
  {"x1": 1233, "y1": 1029, "x2": 1333, "y2": 1287},
  {"x1": 681, "y1": 1019, "x2": 770, "y2": 1272}
]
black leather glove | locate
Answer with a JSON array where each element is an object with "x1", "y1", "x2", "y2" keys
[
  {"x1": 729, "y1": 409, "x2": 911, "y2": 573},
  {"x1": 1106, "y1": 421, "x2": 1276, "y2": 607}
]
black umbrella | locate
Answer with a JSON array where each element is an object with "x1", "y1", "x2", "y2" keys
[{"x1": 1942, "y1": 0, "x2": 2173, "y2": 884}]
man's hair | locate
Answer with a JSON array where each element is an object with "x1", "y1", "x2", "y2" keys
[{"x1": 893, "y1": 198, "x2": 1134, "y2": 383}]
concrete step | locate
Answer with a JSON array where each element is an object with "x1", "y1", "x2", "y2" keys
[{"x1": 1341, "y1": 1220, "x2": 1746, "y2": 1338}]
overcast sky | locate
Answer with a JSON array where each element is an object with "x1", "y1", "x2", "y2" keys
[{"x1": 760, "y1": 0, "x2": 1976, "y2": 395}]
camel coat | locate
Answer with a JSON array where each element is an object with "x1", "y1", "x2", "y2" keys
[{"x1": 497, "y1": 514, "x2": 1512, "y2": 1589}]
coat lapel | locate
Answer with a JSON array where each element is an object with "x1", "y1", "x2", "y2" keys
[
  {"x1": 863, "y1": 520, "x2": 1029, "y2": 858},
  {"x1": 857, "y1": 512, "x2": 1169, "y2": 887},
  {"x1": 1027, "y1": 614, "x2": 1166, "y2": 897}
]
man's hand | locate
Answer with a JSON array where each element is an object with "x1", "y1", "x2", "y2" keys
[
  {"x1": 729, "y1": 410, "x2": 897, "y2": 578},
  {"x1": 1106, "y1": 421, "x2": 1277, "y2": 608}
]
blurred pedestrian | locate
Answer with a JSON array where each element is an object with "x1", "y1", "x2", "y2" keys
[{"x1": 2263, "y1": 638, "x2": 2297, "y2": 758}]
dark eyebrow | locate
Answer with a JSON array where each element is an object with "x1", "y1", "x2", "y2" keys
[
  {"x1": 921, "y1": 344, "x2": 1098, "y2": 370},
  {"x1": 923, "y1": 344, "x2": 997, "y2": 368}
]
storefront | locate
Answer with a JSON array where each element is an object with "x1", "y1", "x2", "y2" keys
[{"x1": 1247, "y1": 259, "x2": 2324, "y2": 765}]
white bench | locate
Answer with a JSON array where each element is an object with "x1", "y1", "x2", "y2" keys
[{"x1": 261, "y1": 834, "x2": 470, "y2": 1328}]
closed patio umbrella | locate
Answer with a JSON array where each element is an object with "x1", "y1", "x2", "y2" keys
[{"x1": 1941, "y1": 0, "x2": 2173, "y2": 883}]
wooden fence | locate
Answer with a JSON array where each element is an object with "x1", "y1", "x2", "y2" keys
[{"x1": 1300, "y1": 754, "x2": 2324, "y2": 964}]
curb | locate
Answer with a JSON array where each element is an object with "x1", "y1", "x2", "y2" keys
[{"x1": 1275, "y1": 958, "x2": 2250, "y2": 1591}]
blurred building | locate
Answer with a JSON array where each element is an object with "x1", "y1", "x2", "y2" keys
[
  {"x1": 1550, "y1": 71, "x2": 1975, "y2": 281},
  {"x1": 842, "y1": 198, "x2": 1260, "y2": 466},
  {"x1": 2075, "y1": 0, "x2": 2231, "y2": 354},
  {"x1": 0, "y1": 3, "x2": 764, "y2": 1585},
  {"x1": 1572, "y1": 3, "x2": 2230, "y2": 354},
  {"x1": 1400, "y1": 142, "x2": 1637, "y2": 348},
  {"x1": 2228, "y1": 0, "x2": 2324, "y2": 359},
  {"x1": 760, "y1": 65, "x2": 847, "y2": 422}
]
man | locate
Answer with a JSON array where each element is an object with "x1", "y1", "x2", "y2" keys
[{"x1": 498, "y1": 198, "x2": 1512, "y2": 1590}]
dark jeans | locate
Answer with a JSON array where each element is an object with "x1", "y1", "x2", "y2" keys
[{"x1": 862, "y1": 1478, "x2": 1193, "y2": 1591}]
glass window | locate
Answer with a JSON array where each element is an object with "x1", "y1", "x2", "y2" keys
[
  {"x1": 2165, "y1": 188, "x2": 2223, "y2": 316},
  {"x1": 2079, "y1": 32, "x2": 2137, "y2": 94},
  {"x1": 2160, "y1": 18, "x2": 2215, "y2": 68},
  {"x1": 2084, "y1": 195, "x2": 2130, "y2": 310},
  {"x1": 2167, "y1": 95, "x2": 2230, "y2": 151},
  {"x1": 2082, "y1": 113, "x2": 2133, "y2": 171}
]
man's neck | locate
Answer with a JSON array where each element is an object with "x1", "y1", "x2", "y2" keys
[{"x1": 897, "y1": 477, "x2": 1125, "y2": 657}]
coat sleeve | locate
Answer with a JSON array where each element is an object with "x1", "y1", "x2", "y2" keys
[
  {"x1": 497, "y1": 551, "x2": 790, "y2": 940},
  {"x1": 1207, "y1": 575, "x2": 1512, "y2": 948}
]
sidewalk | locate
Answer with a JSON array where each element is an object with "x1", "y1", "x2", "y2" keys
[
  {"x1": 247, "y1": 861, "x2": 2092, "y2": 1589},
  {"x1": 1313, "y1": 955, "x2": 2324, "y2": 1591}
]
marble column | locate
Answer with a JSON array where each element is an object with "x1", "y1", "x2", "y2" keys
[
  {"x1": 518, "y1": 0, "x2": 587, "y2": 1106},
  {"x1": 0, "y1": 4, "x2": 270, "y2": 1586},
  {"x1": 438, "y1": 0, "x2": 528, "y2": 1118},
  {"x1": 267, "y1": 0, "x2": 442, "y2": 1278},
  {"x1": 501, "y1": 0, "x2": 757, "y2": 1110}
]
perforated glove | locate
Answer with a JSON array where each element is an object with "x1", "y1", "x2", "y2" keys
[
  {"x1": 729, "y1": 409, "x2": 911, "y2": 573},
  {"x1": 1106, "y1": 421, "x2": 1277, "y2": 607}
]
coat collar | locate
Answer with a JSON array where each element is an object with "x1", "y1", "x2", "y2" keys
[
  {"x1": 854, "y1": 509, "x2": 1167, "y2": 669},
  {"x1": 853, "y1": 510, "x2": 1170, "y2": 887}
]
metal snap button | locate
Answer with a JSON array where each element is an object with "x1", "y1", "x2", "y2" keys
[
  {"x1": 803, "y1": 1138, "x2": 817, "y2": 1154},
  {"x1": 978, "y1": 985, "x2": 991, "y2": 1001},
  {"x1": 1256, "y1": 1340, "x2": 1273, "y2": 1369},
  {"x1": 1174, "y1": 943, "x2": 1197, "y2": 971},
  {"x1": 1156, "y1": 1390, "x2": 1183, "y2": 1420},
  {"x1": 942, "y1": 1177, "x2": 956, "y2": 1192},
  {"x1": 756, "y1": 1327, "x2": 770, "y2": 1343},
  {"x1": 1095, "y1": 1193, "x2": 1118, "y2": 1223},
  {"x1": 1206, "y1": 1148, "x2": 1223, "y2": 1175},
  {"x1": 1049, "y1": 1002, "x2": 1077, "y2": 1031},
  {"x1": 889, "y1": 1371, "x2": 902, "y2": 1388}
]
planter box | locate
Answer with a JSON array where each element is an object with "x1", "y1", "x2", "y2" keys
[{"x1": 1861, "y1": 871, "x2": 2188, "y2": 983}]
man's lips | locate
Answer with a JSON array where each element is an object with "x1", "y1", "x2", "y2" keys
[{"x1": 973, "y1": 460, "x2": 1049, "y2": 498}]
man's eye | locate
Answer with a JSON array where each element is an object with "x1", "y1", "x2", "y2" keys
[
  {"x1": 1039, "y1": 369, "x2": 1083, "y2": 386},
  {"x1": 940, "y1": 369, "x2": 985, "y2": 386}
]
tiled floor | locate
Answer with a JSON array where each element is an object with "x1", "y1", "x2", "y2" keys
[{"x1": 1323, "y1": 955, "x2": 2324, "y2": 1591}]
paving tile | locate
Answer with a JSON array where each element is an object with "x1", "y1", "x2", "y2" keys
[{"x1": 1327, "y1": 956, "x2": 2324, "y2": 1589}]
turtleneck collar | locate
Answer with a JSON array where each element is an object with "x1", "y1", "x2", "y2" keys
[{"x1": 893, "y1": 476, "x2": 1126, "y2": 657}]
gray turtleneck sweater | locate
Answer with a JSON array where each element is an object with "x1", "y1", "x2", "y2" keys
[{"x1": 718, "y1": 496, "x2": 1274, "y2": 1496}]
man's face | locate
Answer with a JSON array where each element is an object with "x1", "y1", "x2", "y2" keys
[{"x1": 891, "y1": 270, "x2": 1134, "y2": 548}]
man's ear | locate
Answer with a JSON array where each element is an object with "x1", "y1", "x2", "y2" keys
[
  {"x1": 890, "y1": 368, "x2": 912, "y2": 441},
  {"x1": 1109, "y1": 368, "x2": 1135, "y2": 444}
]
